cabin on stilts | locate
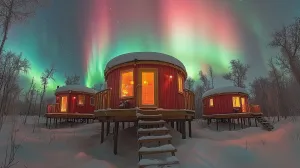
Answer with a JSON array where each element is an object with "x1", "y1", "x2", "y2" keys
[
  {"x1": 45, "y1": 85, "x2": 96, "y2": 127},
  {"x1": 94, "y1": 52, "x2": 195, "y2": 155},
  {"x1": 202, "y1": 86, "x2": 273, "y2": 131}
]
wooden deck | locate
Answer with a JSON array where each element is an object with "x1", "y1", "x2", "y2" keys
[
  {"x1": 45, "y1": 113, "x2": 95, "y2": 119},
  {"x1": 202, "y1": 112, "x2": 263, "y2": 119}
]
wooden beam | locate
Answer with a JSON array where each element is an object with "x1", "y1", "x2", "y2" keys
[
  {"x1": 188, "y1": 120, "x2": 192, "y2": 138},
  {"x1": 182, "y1": 121, "x2": 186, "y2": 139},
  {"x1": 101, "y1": 121, "x2": 104, "y2": 143}
]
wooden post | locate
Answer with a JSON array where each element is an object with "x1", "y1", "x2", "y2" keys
[
  {"x1": 216, "y1": 119, "x2": 219, "y2": 131},
  {"x1": 101, "y1": 121, "x2": 105, "y2": 143},
  {"x1": 182, "y1": 121, "x2": 186, "y2": 139},
  {"x1": 122, "y1": 122, "x2": 125, "y2": 129},
  {"x1": 106, "y1": 121, "x2": 110, "y2": 136},
  {"x1": 228, "y1": 118, "x2": 231, "y2": 131},
  {"x1": 188, "y1": 120, "x2": 192, "y2": 138},
  {"x1": 176, "y1": 122, "x2": 179, "y2": 131},
  {"x1": 171, "y1": 121, "x2": 174, "y2": 128},
  {"x1": 248, "y1": 118, "x2": 252, "y2": 126},
  {"x1": 46, "y1": 117, "x2": 48, "y2": 127},
  {"x1": 255, "y1": 118, "x2": 258, "y2": 127},
  {"x1": 113, "y1": 121, "x2": 119, "y2": 155}
]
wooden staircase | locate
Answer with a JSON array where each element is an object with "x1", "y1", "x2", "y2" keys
[
  {"x1": 137, "y1": 113, "x2": 180, "y2": 168},
  {"x1": 256, "y1": 116, "x2": 274, "y2": 131}
]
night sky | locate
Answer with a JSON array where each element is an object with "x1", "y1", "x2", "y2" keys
[{"x1": 5, "y1": 0, "x2": 300, "y2": 91}]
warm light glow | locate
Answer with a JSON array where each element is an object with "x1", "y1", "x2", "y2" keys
[
  {"x1": 178, "y1": 74, "x2": 183, "y2": 93},
  {"x1": 142, "y1": 72, "x2": 154, "y2": 105},
  {"x1": 169, "y1": 75, "x2": 173, "y2": 79},
  {"x1": 73, "y1": 96, "x2": 76, "y2": 99},
  {"x1": 241, "y1": 97, "x2": 246, "y2": 112},
  {"x1": 61, "y1": 96, "x2": 67, "y2": 112},
  {"x1": 232, "y1": 96, "x2": 241, "y2": 108},
  {"x1": 209, "y1": 98, "x2": 214, "y2": 107},
  {"x1": 120, "y1": 70, "x2": 134, "y2": 98},
  {"x1": 78, "y1": 95, "x2": 85, "y2": 105}
]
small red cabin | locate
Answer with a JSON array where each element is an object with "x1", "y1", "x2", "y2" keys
[
  {"x1": 48, "y1": 85, "x2": 96, "y2": 113},
  {"x1": 104, "y1": 52, "x2": 188, "y2": 109},
  {"x1": 202, "y1": 86, "x2": 249, "y2": 115}
]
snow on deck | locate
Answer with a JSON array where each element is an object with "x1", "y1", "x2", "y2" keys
[
  {"x1": 138, "y1": 120, "x2": 165, "y2": 124},
  {"x1": 202, "y1": 86, "x2": 248, "y2": 98},
  {"x1": 56, "y1": 85, "x2": 96, "y2": 94},
  {"x1": 105, "y1": 52, "x2": 186, "y2": 71},
  {"x1": 138, "y1": 156, "x2": 179, "y2": 166},
  {"x1": 138, "y1": 127, "x2": 169, "y2": 132}
]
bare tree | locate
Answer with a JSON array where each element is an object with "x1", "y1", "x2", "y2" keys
[
  {"x1": 0, "y1": 52, "x2": 29, "y2": 130},
  {"x1": 208, "y1": 65, "x2": 214, "y2": 89},
  {"x1": 223, "y1": 59, "x2": 250, "y2": 88},
  {"x1": 194, "y1": 84, "x2": 204, "y2": 118},
  {"x1": 270, "y1": 17, "x2": 300, "y2": 85},
  {"x1": 38, "y1": 65, "x2": 55, "y2": 120},
  {"x1": 64, "y1": 73, "x2": 80, "y2": 85},
  {"x1": 0, "y1": 0, "x2": 42, "y2": 56},
  {"x1": 92, "y1": 83, "x2": 104, "y2": 91},
  {"x1": 23, "y1": 77, "x2": 36, "y2": 124},
  {"x1": 185, "y1": 77, "x2": 195, "y2": 90},
  {"x1": 199, "y1": 71, "x2": 210, "y2": 92}
]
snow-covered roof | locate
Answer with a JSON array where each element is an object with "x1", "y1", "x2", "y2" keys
[
  {"x1": 55, "y1": 85, "x2": 96, "y2": 94},
  {"x1": 105, "y1": 52, "x2": 186, "y2": 71},
  {"x1": 202, "y1": 86, "x2": 248, "y2": 99}
]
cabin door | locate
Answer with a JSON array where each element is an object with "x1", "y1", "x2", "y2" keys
[
  {"x1": 138, "y1": 68, "x2": 158, "y2": 108},
  {"x1": 241, "y1": 97, "x2": 247, "y2": 112},
  {"x1": 60, "y1": 96, "x2": 68, "y2": 112}
]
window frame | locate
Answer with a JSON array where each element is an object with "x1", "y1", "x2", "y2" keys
[
  {"x1": 209, "y1": 98, "x2": 214, "y2": 107},
  {"x1": 119, "y1": 69, "x2": 134, "y2": 99},
  {"x1": 177, "y1": 73, "x2": 184, "y2": 93},
  {"x1": 90, "y1": 97, "x2": 95, "y2": 106},
  {"x1": 60, "y1": 95, "x2": 68, "y2": 112},
  {"x1": 232, "y1": 96, "x2": 241, "y2": 108},
  {"x1": 77, "y1": 95, "x2": 85, "y2": 106}
]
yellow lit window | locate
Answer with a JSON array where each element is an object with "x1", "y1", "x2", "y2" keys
[
  {"x1": 78, "y1": 95, "x2": 85, "y2": 105},
  {"x1": 142, "y1": 72, "x2": 155, "y2": 105},
  {"x1": 120, "y1": 70, "x2": 134, "y2": 98},
  {"x1": 241, "y1": 97, "x2": 246, "y2": 112},
  {"x1": 209, "y1": 98, "x2": 214, "y2": 107},
  {"x1": 60, "y1": 96, "x2": 67, "y2": 112},
  {"x1": 232, "y1": 96, "x2": 241, "y2": 107},
  {"x1": 178, "y1": 74, "x2": 183, "y2": 93}
]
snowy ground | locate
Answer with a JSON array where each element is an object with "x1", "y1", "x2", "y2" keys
[{"x1": 0, "y1": 116, "x2": 299, "y2": 168}]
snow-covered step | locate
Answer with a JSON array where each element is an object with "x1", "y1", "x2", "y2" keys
[
  {"x1": 138, "y1": 120, "x2": 166, "y2": 126},
  {"x1": 139, "y1": 144, "x2": 177, "y2": 155},
  {"x1": 138, "y1": 127, "x2": 170, "y2": 135},
  {"x1": 138, "y1": 134, "x2": 172, "y2": 143},
  {"x1": 137, "y1": 113, "x2": 162, "y2": 120},
  {"x1": 138, "y1": 156, "x2": 179, "y2": 168}
]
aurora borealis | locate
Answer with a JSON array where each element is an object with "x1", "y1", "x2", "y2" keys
[{"x1": 4, "y1": 0, "x2": 300, "y2": 90}]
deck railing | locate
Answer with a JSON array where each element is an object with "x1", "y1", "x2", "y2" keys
[
  {"x1": 95, "y1": 88, "x2": 112, "y2": 110},
  {"x1": 249, "y1": 104, "x2": 261, "y2": 113},
  {"x1": 47, "y1": 103, "x2": 59, "y2": 113},
  {"x1": 183, "y1": 89, "x2": 195, "y2": 110}
]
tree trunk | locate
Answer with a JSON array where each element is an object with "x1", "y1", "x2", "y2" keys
[{"x1": 0, "y1": 1, "x2": 14, "y2": 56}]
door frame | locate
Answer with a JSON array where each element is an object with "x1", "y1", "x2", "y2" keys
[{"x1": 137, "y1": 68, "x2": 158, "y2": 108}]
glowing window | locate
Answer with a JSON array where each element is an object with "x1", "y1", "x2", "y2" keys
[
  {"x1": 209, "y1": 98, "x2": 214, "y2": 107},
  {"x1": 90, "y1": 97, "x2": 95, "y2": 105},
  {"x1": 232, "y1": 96, "x2": 241, "y2": 108},
  {"x1": 241, "y1": 97, "x2": 246, "y2": 112},
  {"x1": 78, "y1": 95, "x2": 85, "y2": 105},
  {"x1": 120, "y1": 70, "x2": 134, "y2": 98},
  {"x1": 178, "y1": 74, "x2": 183, "y2": 93},
  {"x1": 60, "y1": 96, "x2": 67, "y2": 112},
  {"x1": 142, "y1": 72, "x2": 155, "y2": 105}
]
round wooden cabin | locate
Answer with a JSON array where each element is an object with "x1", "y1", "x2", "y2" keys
[
  {"x1": 53, "y1": 85, "x2": 96, "y2": 113},
  {"x1": 202, "y1": 86, "x2": 249, "y2": 115},
  {"x1": 104, "y1": 52, "x2": 187, "y2": 109}
]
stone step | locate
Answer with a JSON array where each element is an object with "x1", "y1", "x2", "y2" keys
[
  {"x1": 139, "y1": 144, "x2": 177, "y2": 155},
  {"x1": 138, "y1": 156, "x2": 179, "y2": 168},
  {"x1": 138, "y1": 134, "x2": 172, "y2": 144}
]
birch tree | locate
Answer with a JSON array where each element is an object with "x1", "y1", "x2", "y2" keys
[{"x1": 223, "y1": 59, "x2": 250, "y2": 88}]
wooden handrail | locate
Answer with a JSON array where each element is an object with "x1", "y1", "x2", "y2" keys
[
  {"x1": 183, "y1": 89, "x2": 195, "y2": 110},
  {"x1": 95, "y1": 88, "x2": 112, "y2": 110}
]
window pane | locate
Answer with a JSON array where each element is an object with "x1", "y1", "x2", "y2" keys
[
  {"x1": 121, "y1": 70, "x2": 134, "y2": 97},
  {"x1": 61, "y1": 96, "x2": 67, "y2": 112},
  {"x1": 209, "y1": 98, "x2": 214, "y2": 107},
  {"x1": 142, "y1": 72, "x2": 154, "y2": 105},
  {"x1": 178, "y1": 75, "x2": 183, "y2": 92},
  {"x1": 78, "y1": 95, "x2": 85, "y2": 105},
  {"x1": 232, "y1": 96, "x2": 241, "y2": 107}
]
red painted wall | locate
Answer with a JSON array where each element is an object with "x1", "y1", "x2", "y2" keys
[
  {"x1": 55, "y1": 92, "x2": 95, "y2": 113},
  {"x1": 106, "y1": 63, "x2": 186, "y2": 109},
  {"x1": 202, "y1": 94, "x2": 249, "y2": 115}
]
